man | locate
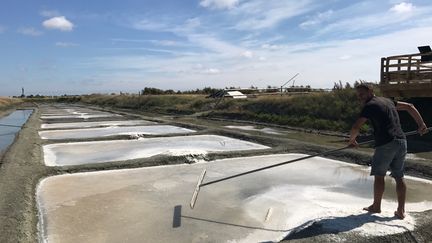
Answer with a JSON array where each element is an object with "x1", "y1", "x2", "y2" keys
[{"x1": 349, "y1": 83, "x2": 428, "y2": 219}]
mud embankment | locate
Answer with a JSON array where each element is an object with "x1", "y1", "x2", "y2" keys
[{"x1": 0, "y1": 107, "x2": 47, "y2": 243}]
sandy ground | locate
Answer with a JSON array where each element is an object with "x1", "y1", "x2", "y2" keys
[
  {"x1": 0, "y1": 107, "x2": 48, "y2": 243},
  {"x1": 1, "y1": 103, "x2": 432, "y2": 243}
]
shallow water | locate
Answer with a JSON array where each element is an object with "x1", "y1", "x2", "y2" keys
[
  {"x1": 0, "y1": 110, "x2": 33, "y2": 154},
  {"x1": 37, "y1": 154, "x2": 432, "y2": 243},
  {"x1": 39, "y1": 125, "x2": 195, "y2": 140}
]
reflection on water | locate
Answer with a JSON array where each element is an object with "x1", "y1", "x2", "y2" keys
[{"x1": 0, "y1": 110, "x2": 33, "y2": 154}]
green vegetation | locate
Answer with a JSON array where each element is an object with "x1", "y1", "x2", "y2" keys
[
  {"x1": 206, "y1": 89, "x2": 364, "y2": 132},
  {"x1": 139, "y1": 87, "x2": 220, "y2": 95},
  {"x1": 54, "y1": 85, "x2": 432, "y2": 141},
  {"x1": 72, "y1": 94, "x2": 215, "y2": 115},
  {"x1": 58, "y1": 87, "x2": 369, "y2": 133},
  {"x1": 0, "y1": 97, "x2": 22, "y2": 111}
]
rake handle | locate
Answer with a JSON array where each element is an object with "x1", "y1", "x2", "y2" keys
[{"x1": 200, "y1": 146, "x2": 349, "y2": 187}]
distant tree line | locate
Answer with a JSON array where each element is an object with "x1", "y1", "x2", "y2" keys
[
  {"x1": 13, "y1": 94, "x2": 47, "y2": 98},
  {"x1": 139, "y1": 87, "x2": 221, "y2": 95},
  {"x1": 333, "y1": 80, "x2": 373, "y2": 90}
]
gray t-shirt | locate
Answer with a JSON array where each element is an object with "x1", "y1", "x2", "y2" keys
[{"x1": 360, "y1": 96, "x2": 405, "y2": 147}]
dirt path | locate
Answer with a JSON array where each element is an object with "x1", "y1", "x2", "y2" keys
[{"x1": 0, "y1": 107, "x2": 47, "y2": 242}]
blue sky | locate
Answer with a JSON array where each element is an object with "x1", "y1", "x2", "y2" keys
[{"x1": 1, "y1": 0, "x2": 432, "y2": 96}]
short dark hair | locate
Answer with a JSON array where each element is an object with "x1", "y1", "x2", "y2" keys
[{"x1": 355, "y1": 83, "x2": 373, "y2": 91}]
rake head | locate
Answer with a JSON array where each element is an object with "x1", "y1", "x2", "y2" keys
[{"x1": 190, "y1": 169, "x2": 207, "y2": 209}]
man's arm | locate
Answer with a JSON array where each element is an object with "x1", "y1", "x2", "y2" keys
[
  {"x1": 349, "y1": 117, "x2": 368, "y2": 147},
  {"x1": 396, "y1": 102, "x2": 428, "y2": 135}
]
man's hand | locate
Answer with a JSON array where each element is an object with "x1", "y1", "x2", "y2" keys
[
  {"x1": 348, "y1": 137, "x2": 359, "y2": 148},
  {"x1": 418, "y1": 123, "x2": 429, "y2": 136}
]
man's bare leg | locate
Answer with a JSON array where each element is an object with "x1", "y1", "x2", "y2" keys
[
  {"x1": 394, "y1": 177, "x2": 406, "y2": 219},
  {"x1": 364, "y1": 175, "x2": 385, "y2": 213}
]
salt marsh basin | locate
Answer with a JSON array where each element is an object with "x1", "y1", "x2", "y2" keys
[
  {"x1": 42, "y1": 135, "x2": 270, "y2": 166},
  {"x1": 40, "y1": 114, "x2": 121, "y2": 120},
  {"x1": 224, "y1": 125, "x2": 283, "y2": 135},
  {"x1": 38, "y1": 125, "x2": 195, "y2": 140},
  {"x1": 40, "y1": 120, "x2": 156, "y2": 129},
  {"x1": 37, "y1": 154, "x2": 432, "y2": 243}
]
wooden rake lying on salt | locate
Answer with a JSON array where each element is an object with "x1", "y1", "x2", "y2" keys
[{"x1": 190, "y1": 128, "x2": 431, "y2": 209}]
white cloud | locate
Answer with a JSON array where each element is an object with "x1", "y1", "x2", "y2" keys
[
  {"x1": 200, "y1": 0, "x2": 239, "y2": 10},
  {"x1": 43, "y1": 16, "x2": 74, "y2": 31},
  {"x1": 311, "y1": 1, "x2": 432, "y2": 39},
  {"x1": 338, "y1": 55, "x2": 352, "y2": 60},
  {"x1": 203, "y1": 68, "x2": 221, "y2": 74},
  {"x1": 86, "y1": 26, "x2": 432, "y2": 90},
  {"x1": 117, "y1": 1, "x2": 431, "y2": 90},
  {"x1": 261, "y1": 44, "x2": 281, "y2": 50},
  {"x1": 111, "y1": 38, "x2": 190, "y2": 48},
  {"x1": 390, "y1": 2, "x2": 414, "y2": 14},
  {"x1": 131, "y1": 18, "x2": 259, "y2": 59},
  {"x1": 181, "y1": 63, "x2": 222, "y2": 75},
  {"x1": 6, "y1": 1, "x2": 432, "y2": 95},
  {"x1": 315, "y1": 3, "x2": 425, "y2": 37},
  {"x1": 232, "y1": 0, "x2": 318, "y2": 30},
  {"x1": 133, "y1": 17, "x2": 201, "y2": 34},
  {"x1": 242, "y1": 50, "x2": 253, "y2": 58},
  {"x1": 40, "y1": 10, "x2": 61, "y2": 17},
  {"x1": 111, "y1": 38, "x2": 176, "y2": 46},
  {"x1": 17, "y1": 27, "x2": 43, "y2": 36},
  {"x1": 183, "y1": 18, "x2": 201, "y2": 30},
  {"x1": 300, "y1": 10, "x2": 333, "y2": 29},
  {"x1": 190, "y1": 34, "x2": 250, "y2": 58},
  {"x1": 150, "y1": 40, "x2": 178, "y2": 46},
  {"x1": 55, "y1": 42, "x2": 79, "y2": 47},
  {"x1": 132, "y1": 19, "x2": 169, "y2": 31}
]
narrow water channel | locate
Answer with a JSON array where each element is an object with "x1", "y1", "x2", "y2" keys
[{"x1": 0, "y1": 109, "x2": 33, "y2": 154}]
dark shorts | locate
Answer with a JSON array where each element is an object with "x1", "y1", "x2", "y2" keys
[{"x1": 371, "y1": 139, "x2": 407, "y2": 178}]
